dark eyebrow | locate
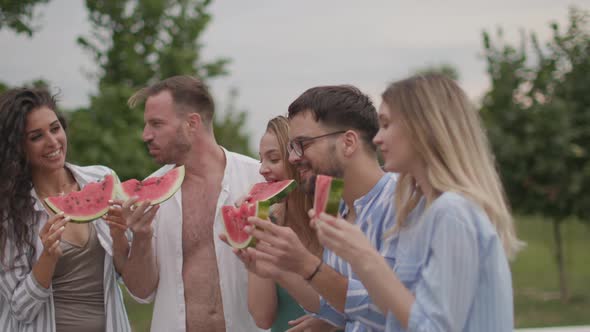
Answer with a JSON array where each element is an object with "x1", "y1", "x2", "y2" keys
[{"x1": 26, "y1": 120, "x2": 60, "y2": 135}]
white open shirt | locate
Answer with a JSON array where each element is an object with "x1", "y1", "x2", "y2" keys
[{"x1": 129, "y1": 148, "x2": 267, "y2": 332}]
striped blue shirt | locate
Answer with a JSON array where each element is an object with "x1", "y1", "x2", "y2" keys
[
  {"x1": 312, "y1": 173, "x2": 398, "y2": 331},
  {"x1": 385, "y1": 192, "x2": 514, "y2": 331},
  {"x1": 0, "y1": 164, "x2": 131, "y2": 332}
]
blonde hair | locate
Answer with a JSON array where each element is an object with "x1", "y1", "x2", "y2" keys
[
  {"x1": 265, "y1": 116, "x2": 322, "y2": 256},
  {"x1": 382, "y1": 74, "x2": 523, "y2": 259}
]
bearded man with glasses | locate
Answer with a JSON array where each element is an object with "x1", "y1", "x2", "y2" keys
[{"x1": 232, "y1": 85, "x2": 399, "y2": 332}]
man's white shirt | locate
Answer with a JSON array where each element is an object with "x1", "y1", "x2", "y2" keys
[{"x1": 128, "y1": 148, "x2": 267, "y2": 332}]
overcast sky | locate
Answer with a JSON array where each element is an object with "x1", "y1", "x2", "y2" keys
[{"x1": 1, "y1": 0, "x2": 587, "y2": 150}]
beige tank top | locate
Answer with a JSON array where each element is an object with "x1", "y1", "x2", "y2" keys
[{"x1": 52, "y1": 223, "x2": 106, "y2": 332}]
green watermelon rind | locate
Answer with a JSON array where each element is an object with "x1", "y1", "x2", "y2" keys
[
  {"x1": 325, "y1": 178, "x2": 344, "y2": 216},
  {"x1": 118, "y1": 165, "x2": 185, "y2": 205},
  {"x1": 317, "y1": 176, "x2": 344, "y2": 217},
  {"x1": 225, "y1": 200, "x2": 271, "y2": 249},
  {"x1": 246, "y1": 180, "x2": 297, "y2": 206},
  {"x1": 44, "y1": 173, "x2": 118, "y2": 223}
]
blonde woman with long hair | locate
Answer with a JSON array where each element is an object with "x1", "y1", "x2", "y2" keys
[
  {"x1": 313, "y1": 74, "x2": 521, "y2": 331},
  {"x1": 221, "y1": 116, "x2": 326, "y2": 331}
]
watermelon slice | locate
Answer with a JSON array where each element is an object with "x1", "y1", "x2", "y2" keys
[
  {"x1": 244, "y1": 179, "x2": 297, "y2": 205},
  {"x1": 222, "y1": 200, "x2": 271, "y2": 249},
  {"x1": 44, "y1": 173, "x2": 117, "y2": 223},
  {"x1": 313, "y1": 175, "x2": 344, "y2": 217},
  {"x1": 119, "y1": 165, "x2": 185, "y2": 205}
]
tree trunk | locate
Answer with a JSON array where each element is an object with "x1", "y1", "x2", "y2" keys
[{"x1": 552, "y1": 219, "x2": 570, "y2": 302}]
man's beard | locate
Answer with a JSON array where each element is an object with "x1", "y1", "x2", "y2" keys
[
  {"x1": 301, "y1": 164, "x2": 343, "y2": 195},
  {"x1": 152, "y1": 131, "x2": 191, "y2": 165},
  {"x1": 297, "y1": 144, "x2": 343, "y2": 195}
]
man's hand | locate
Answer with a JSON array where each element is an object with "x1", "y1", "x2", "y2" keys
[
  {"x1": 105, "y1": 201, "x2": 129, "y2": 242},
  {"x1": 110, "y1": 197, "x2": 159, "y2": 240},
  {"x1": 312, "y1": 209, "x2": 374, "y2": 269}
]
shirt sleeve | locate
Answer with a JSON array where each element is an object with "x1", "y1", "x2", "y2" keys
[
  {"x1": 392, "y1": 209, "x2": 480, "y2": 332},
  {"x1": 123, "y1": 217, "x2": 158, "y2": 304},
  {"x1": 343, "y1": 239, "x2": 397, "y2": 325},
  {"x1": 343, "y1": 278, "x2": 372, "y2": 319},
  {"x1": 307, "y1": 295, "x2": 347, "y2": 328},
  {"x1": 0, "y1": 241, "x2": 52, "y2": 323}
]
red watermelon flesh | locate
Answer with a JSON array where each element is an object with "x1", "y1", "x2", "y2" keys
[
  {"x1": 45, "y1": 173, "x2": 117, "y2": 223},
  {"x1": 222, "y1": 200, "x2": 271, "y2": 249},
  {"x1": 313, "y1": 175, "x2": 344, "y2": 217},
  {"x1": 245, "y1": 179, "x2": 297, "y2": 205},
  {"x1": 119, "y1": 166, "x2": 185, "y2": 205}
]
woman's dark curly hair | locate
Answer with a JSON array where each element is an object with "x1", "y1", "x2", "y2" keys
[{"x1": 0, "y1": 87, "x2": 67, "y2": 265}]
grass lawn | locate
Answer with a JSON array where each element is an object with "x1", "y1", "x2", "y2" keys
[
  {"x1": 120, "y1": 215, "x2": 590, "y2": 331},
  {"x1": 512, "y1": 216, "x2": 590, "y2": 328},
  {"x1": 122, "y1": 289, "x2": 153, "y2": 332}
]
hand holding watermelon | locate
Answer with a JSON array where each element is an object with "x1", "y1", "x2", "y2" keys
[
  {"x1": 222, "y1": 180, "x2": 296, "y2": 248},
  {"x1": 119, "y1": 197, "x2": 159, "y2": 239},
  {"x1": 39, "y1": 213, "x2": 70, "y2": 259},
  {"x1": 242, "y1": 216, "x2": 321, "y2": 279},
  {"x1": 219, "y1": 234, "x2": 283, "y2": 280},
  {"x1": 104, "y1": 202, "x2": 130, "y2": 241},
  {"x1": 118, "y1": 166, "x2": 185, "y2": 206},
  {"x1": 44, "y1": 173, "x2": 117, "y2": 223},
  {"x1": 313, "y1": 211, "x2": 376, "y2": 269}
]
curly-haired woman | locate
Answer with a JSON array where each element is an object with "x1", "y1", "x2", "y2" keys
[{"x1": 0, "y1": 87, "x2": 130, "y2": 332}]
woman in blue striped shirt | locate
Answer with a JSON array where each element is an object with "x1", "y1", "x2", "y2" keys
[
  {"x1": 0, "y1": 87, "x2": 130, "y2": 332},
  {"x1": 313, "y1": 74, "x2": 522, "y2": 331}
]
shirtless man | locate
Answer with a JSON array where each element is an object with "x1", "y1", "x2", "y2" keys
[{"x1": 109, "y1": 76, "x2": 265, "y2": 332}]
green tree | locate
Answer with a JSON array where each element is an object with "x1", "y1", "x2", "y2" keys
[
  {"x1": 0, "y1": 0, "x2": 52, "y2": 94},
  {"x1": 214, "y1": 88, "x2": 254, "y2": 157},
  {"x1": 412, "y1": 63, "x2": 460, "y2": 81},
  {"x1": 481, "y1": 7, "x2": 590, "y2": 302},
  {"x1": 0, "y1": 0, "x2": 50, "y2": 36},
  {"x1": 0, "y1": 78, "x2": 50, "y2": 92},
  {"x1": 0, "y1": 81, "x2": 8, "y2": 94},
  {"x1": 67, "y1": 0, "x2": 251, "y2": 180}
]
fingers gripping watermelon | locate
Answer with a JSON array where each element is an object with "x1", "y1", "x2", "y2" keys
[
  {"x1": 313, "y1": 175, "x2": 344, "y2": 217},
  {"x1": 222, "y1": 179, "x2": 296, "y2": 249},
  {"x1": 221, "y1": 200, "x2": 271, "y2": 249},
  {"x1": 44, "y1": 173, "x2": 118, "y2": 223},
  {"x1": 118, "y1": 166, "x2": 185, "y2": 205}
]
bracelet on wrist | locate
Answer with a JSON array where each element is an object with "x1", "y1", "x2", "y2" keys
[{"x1": 304, "y1": 259, "x2": 323, "y2": 282}]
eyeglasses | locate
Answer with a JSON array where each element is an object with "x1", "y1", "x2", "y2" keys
[{"x1": 287, "y1": 131, "x2": 346, "y2": 157}]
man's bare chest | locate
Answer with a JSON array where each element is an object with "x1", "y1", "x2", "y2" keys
[{"x1": 181, "y1": 183, "x2": 221, "y2": 252}]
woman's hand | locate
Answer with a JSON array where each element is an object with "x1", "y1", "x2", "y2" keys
[
  {"x1": 39, "y1": 212, "x2": 69, "y2": 260},
  {"x1": 243, "y1": 216, "x2": 321, "y2": 279},
  {"x1": 311, "y1": 209, "x2": 376, "y2": 269},
  {"x1": 219, "y1": 234, "x2": 283, "y2": 280}
]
